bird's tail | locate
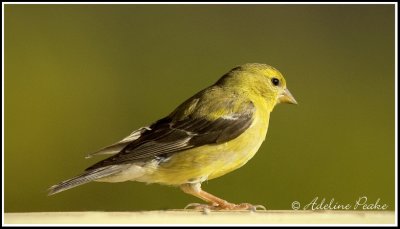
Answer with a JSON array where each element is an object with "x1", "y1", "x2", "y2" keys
[{"x1": 48, "y1": 165, "x2": 125, "y2": 196}]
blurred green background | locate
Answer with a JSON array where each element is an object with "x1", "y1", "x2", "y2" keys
[{"x1": 5, "y1": 4, "x2": 395, "y2": 212}]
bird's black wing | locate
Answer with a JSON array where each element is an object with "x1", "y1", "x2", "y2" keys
[{"x1": 86, "y1": 101, "x2": 255, "y2": 171}]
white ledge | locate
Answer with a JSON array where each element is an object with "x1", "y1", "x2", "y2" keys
[{"x1": 4, "y1": 210, "x2": 395, "y2": 225}]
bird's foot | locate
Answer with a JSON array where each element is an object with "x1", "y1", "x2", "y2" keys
[
  {"x1": 184, "y1": 202, "x2": 266, "y2": 212},
  {"x1": 184, "y1": 203, "x2": 216, "y2": 214},
  {"x1": 219, "y1": 202, "x2": 267, "y2": 211}
]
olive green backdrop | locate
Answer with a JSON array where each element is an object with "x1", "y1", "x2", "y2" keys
[{"x1": 5, "y1": 4, "x2": 395, "y2": 212}]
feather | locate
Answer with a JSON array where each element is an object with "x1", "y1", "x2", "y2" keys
[
  {"x1": 85, "y1": 127, "x2": 150, "y2": 159},
  {"x1": 85, "y1": 99, "x2": 255, "y2": 170},
  {"x1": 48, "y1": 165, "x2": 128, "y2": 195}
]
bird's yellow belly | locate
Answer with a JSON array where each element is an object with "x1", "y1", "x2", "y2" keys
[{"x1": 136, "y1": 110, "x2": 270, "y2": 186}]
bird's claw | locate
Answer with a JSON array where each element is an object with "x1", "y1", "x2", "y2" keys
[
  {"x1": 247, "y1": 204, "x2": 267, "y2": 212},
  {"x1": 184, "y1": 203, "x2": 214, "y2": 214},
  {"x1": 184, "y1": 202, "x2": 266, "y2": 212},
  {"x1": 224, "y1": 203, "x2": 267, "y2": 211},
  {"x1": 184, "y1": 203, "x2": 209, "y2": 210}
]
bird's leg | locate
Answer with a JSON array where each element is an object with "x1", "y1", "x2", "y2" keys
[
  {"x1": 180, "y1": 183, "x2": 266, "y2": 211},
  {"x1": 180, "y1": 183, "x2": 232, "y2": 209}
]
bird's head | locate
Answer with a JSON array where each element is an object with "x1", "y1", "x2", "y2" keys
[{"x1": 216, "y1": 63, "x2": 297, "y2": 108}]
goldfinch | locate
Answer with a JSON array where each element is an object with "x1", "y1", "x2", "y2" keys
[{"x1": 48, "y1": 63, "x2": 297, "y2": 210}]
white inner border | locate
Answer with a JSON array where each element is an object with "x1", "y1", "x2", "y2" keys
[{"x1": 2, "y1": 1, "x2": 398, "y2": 227}]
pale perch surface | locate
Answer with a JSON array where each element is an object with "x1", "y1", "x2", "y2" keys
[{"x1": 4, "y1": 210, "x2": 395, "y2": 225}]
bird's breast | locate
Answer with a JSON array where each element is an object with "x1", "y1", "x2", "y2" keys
[{"x1": 205, "y1": 107, "x2": 270, "y2": 180}]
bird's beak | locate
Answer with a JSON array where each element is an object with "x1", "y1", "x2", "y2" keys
[{"x1": 278, "y1": 88, "x2": 298, "y2": 104}]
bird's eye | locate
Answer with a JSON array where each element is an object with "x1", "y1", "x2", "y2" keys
[{"x1": 271, "y1": 78, "x2": 280, "y2": 86}]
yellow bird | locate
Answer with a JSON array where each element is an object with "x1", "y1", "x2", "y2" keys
[{"x1": 48, "y1": 63, "x2": 297, "y2": 210}]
